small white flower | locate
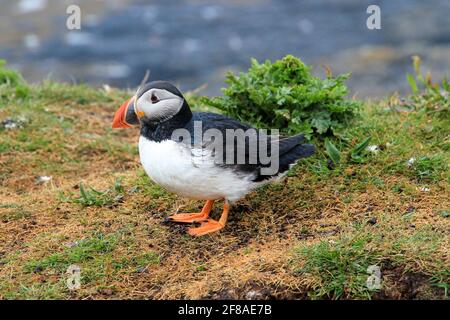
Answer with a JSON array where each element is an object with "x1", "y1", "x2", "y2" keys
[
  {"x1": 407, "y1": 157, "x2": 416, "y2": 167},
  {"x1": 367, "y1": 145, "x2": 379, "y2": 154},
  {"x1": 36, "y1": 175, "x2": 52, "y2": 184}
]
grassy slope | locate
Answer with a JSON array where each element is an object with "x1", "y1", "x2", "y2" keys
[{"x1": 0, "y1": 81, "x2": 448, "y2": 300}]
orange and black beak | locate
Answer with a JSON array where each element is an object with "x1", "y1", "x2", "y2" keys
[{"x1": 112, "y1": 96, "x2": 141, "y2": 128}]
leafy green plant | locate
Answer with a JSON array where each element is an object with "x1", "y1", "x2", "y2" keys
[
  {"x1": 406, "y1": 55, "x2": 449, "y2": 118},
  {"x1": 323, "y1": 136, "x2": 372, "y2": 166},
  {"x1": 350, "y1": 137, "x2": 371, "y2": 163},
  {"x1": 201, "y1": 55, "x2": 360, "y2": 137},
  {"x1": 70, "y1": 179, "x2": 125, "y2": 207},
  {"x1": 325, "y1": 139, "x2": 341, "y2": 164}
]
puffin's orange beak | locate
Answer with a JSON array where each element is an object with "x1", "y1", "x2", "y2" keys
[
  {"x1": 112, "y1": 98, "x2": 132, "y2": 128},
  {"x1": 112, "y1": 96, "x2": 138, "y2": 128}
]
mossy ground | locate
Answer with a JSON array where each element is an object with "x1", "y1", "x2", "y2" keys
[{"x1": 0, "y1": 81, "x2": 448, "y2": 299}]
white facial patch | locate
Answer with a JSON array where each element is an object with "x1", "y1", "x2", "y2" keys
[{"x1": 136, "y1": 88, "x2": 184, "y2": 122}]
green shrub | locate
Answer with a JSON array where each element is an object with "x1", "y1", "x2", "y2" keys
[
  {"x1": 0, "y1": 60, "x2": 30, "y2": 101},
  {"x1": 0, "y1": 60, "x2": 26, "y2": 87},
  {"x1": 202, "y1": 55, "x2": 360, "y2": 137}
]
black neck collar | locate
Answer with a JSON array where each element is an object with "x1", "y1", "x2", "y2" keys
[{"x1": 140, "y1": 100, "x2": 193, "y2": 142}]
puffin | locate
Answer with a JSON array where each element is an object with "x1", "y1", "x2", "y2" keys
[{"x1": 112, "y1": 81, "x2": 315, "y2": 236}]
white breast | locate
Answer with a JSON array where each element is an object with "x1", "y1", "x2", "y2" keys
[{"x1": 138, "y1": 136, "x2": 257, "y2": 202}]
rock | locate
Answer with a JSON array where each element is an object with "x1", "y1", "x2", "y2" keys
[
  {"x1": 245, "y1": 290, "x2": 263, "y2": 300},
  {"x1": 1, "y1": 117, "x2": 28, "y2": 130},
  {"x1": 33, "y1": 266, "x2": 43, "y2": 273},
  {"x1": 327, "y1": 159, "x2": 335, "y2": 170},
  {"x1": 99, "y1": 288, "x2": 114, "y2": 296}
]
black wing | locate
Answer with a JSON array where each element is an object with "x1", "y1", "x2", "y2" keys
[{"x1": 181, "y1": 112, "x2": 315, "y2": 181}]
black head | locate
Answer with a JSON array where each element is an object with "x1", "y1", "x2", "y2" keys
[
  {"x1": 136, "y1": 81, "x2": 184, "y2": 101},
  {"x1": 112, "y1": 81, "x2": 192, "y2": 128}
]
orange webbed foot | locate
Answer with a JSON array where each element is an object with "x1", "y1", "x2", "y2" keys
[
  {"x1": 187, "y1": 202, "x2": 230, "y2": 237},
  {"x1": 188, "y1": 219, "x2": 224, "y2": 236},
  {"x1": 167, "y1": 200, "x2": 214, "y2": 224},
  {"x1": 167, "y1": 212, "x2": 208, "y2": 223}
]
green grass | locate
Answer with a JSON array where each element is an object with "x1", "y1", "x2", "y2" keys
[
  {"x1": 294, "y1": 231, "x2": 378, "y2": 299},
  {"x1": 294, "y1": 222, "x2": 448, "y2": 299},
  {"x1": 0, "y1": 204, "x2": 31, "y2": 222},
  {"x1": 1, "y1": 280, "x2": 68, "y2": 300},
  {"x1": 112, "y1": 252, "x2": 160, "y2": 271},
  {"x1": 439, "y1": 210, "x2": 450, "y2": 218},
  {"x1": 411, "y1": 155, "x2": 448, "y2": 182},
  {"x1": 24, "y1": 232, "x2": 119, "y2": 273},
  {"x1": 20, "y1": 231, "x2": 160, "y2": 294}
]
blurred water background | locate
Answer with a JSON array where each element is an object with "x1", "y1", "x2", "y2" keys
[{"x1": 1, "y1": 0, "x2": 449, "y2": 97}]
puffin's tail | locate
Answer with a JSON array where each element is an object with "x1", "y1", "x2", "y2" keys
[
  {"x1": 254, "y1": 134, "x2": 315, "y2": 181},
  {"x1": 278, "y1": 141, "x2": 315, "y2": 173}
]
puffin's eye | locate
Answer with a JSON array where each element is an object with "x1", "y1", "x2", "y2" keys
[{"x1": 151, "y1": 94, "x2": 159, "y2": 104}]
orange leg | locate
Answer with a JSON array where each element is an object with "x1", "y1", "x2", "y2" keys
[
  {"x1": 188, "y1": 201, "x2": 230, "y2": 236},
  {"x1": 167, "y1": 200, "x2": 214, "y2": 223}
]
